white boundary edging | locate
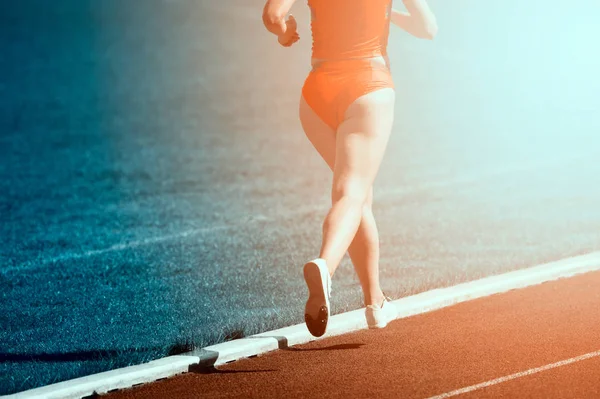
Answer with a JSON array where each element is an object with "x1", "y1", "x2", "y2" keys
[{"x1": 6, "y1": 251, "x2": 600, "y2": 399}]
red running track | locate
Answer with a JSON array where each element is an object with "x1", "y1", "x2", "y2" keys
[{"x1": 104, "y1": 270, "x2": 600, "y2": 398}]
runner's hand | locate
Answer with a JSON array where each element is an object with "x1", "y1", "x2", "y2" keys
[{"x1": 278, "y1": 15, "x2": 300, "y2": 47}]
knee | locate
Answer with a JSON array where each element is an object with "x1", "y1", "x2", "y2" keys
[
  {"x1": 331, "y1": 181, "x2": 371, "y2": 208},
  {"x1": 363, "y1": 188, "x2": 373, "y2": 211}
]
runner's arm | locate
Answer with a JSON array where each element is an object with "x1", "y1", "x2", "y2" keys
[
  {"x1": 391, "y1": 0, "x2": 438, "y2": 40},
  {"x1": 262, "y1": 0, "x2": 298, "y2": 36}
]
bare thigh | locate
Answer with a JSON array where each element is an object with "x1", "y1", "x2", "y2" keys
[
  {"x1": 299, "y1": 94, "x2": 336, "y2": 171},
  {"x1": 332, "y1": 88, "x2": 396, "y2": 202},
  {"x1": 299, "y1": 94, "x2": 376, "y2": 205}
]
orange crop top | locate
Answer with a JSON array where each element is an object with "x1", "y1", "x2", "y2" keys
[{"x1": 308, "y1": 0, "x2": 393, "y2": 60}]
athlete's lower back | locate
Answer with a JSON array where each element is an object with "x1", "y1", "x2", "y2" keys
[{"x1": 308, "y1": 0, "x2": 392, "y2": 60}]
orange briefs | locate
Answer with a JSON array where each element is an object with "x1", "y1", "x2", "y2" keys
[{"x1": 301, "y1": 59, "x2": 395, "y2": 131}]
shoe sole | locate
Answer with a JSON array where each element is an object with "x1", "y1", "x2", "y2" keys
[
  {"x1": 368, "y1": 321, "x2": 388, "y2": 329},
  {"x1": 303, "y1": 261, "x2": 330, "y2": 337}
]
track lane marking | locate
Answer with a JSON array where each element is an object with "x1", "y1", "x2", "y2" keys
[
  {"x1": 427, "y1": 349, "x2": 600, "y2": 398},
  {"x1": 2, "y1": 149, "x2": 597, "y2": 274}
]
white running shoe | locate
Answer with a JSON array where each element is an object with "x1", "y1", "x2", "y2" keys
[
  {"x1": 303, "y1": 258, "x2": 332, "y2": 337},
  {"x1": 366, "y1": 293, "x2": 395, "y2": 329}
]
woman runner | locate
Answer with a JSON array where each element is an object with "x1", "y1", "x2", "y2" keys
[{"x1": 262, "y1": 0, "x2": 437, "y2": 337}]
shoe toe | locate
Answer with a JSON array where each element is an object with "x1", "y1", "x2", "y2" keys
[{"x1": 305, "y1": 305, "x2": 329, "y2": 337}]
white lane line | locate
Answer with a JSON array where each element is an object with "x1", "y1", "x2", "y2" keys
[
  {"x1": 1, "y1": 225, "x2": 229, "y2": 274},
  {"x1": 427, "y1": 349, "x2": 600, "y2": 399},
  {"x1": 12, "y1": 251, "x2": 600, "y2": 399},
  {"x1": 3, "y1": 148, "x2": 596, "y2": 274}
]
